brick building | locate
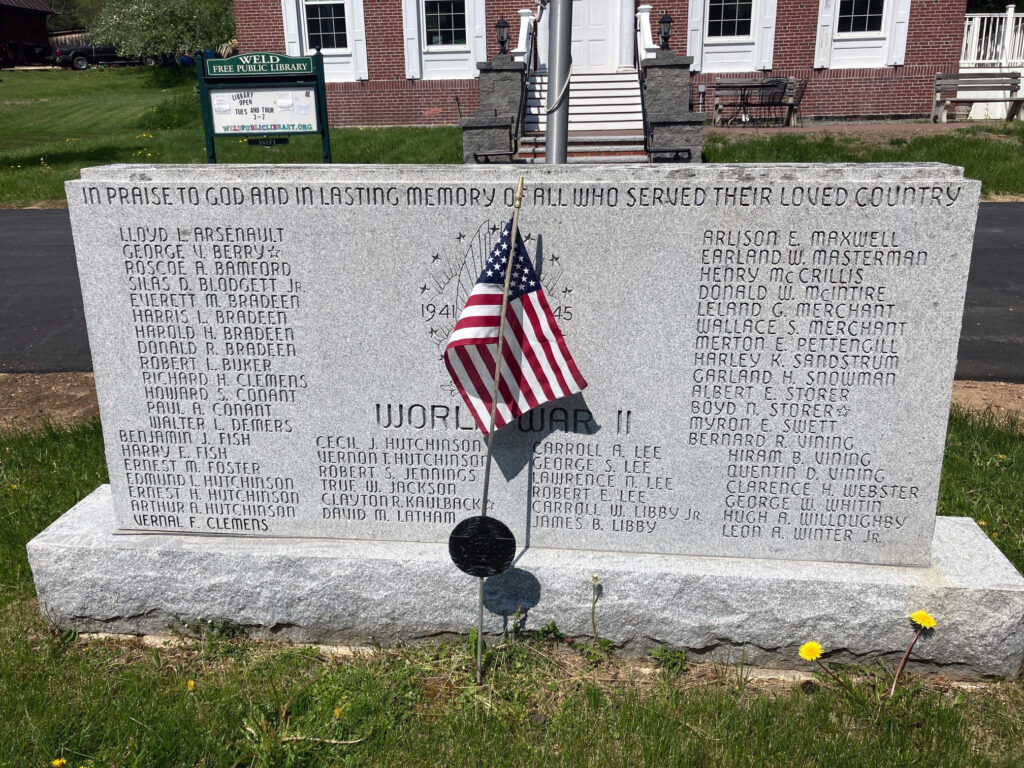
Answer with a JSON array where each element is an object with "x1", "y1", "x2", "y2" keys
[
  {"x1": 232, "y1": 0, "x2": 967, "y2": 124},
  {"x1": 0, "y1": 0, "x2": 53, "y2": 68}
]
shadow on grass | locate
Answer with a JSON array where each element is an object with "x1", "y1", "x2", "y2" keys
[
  {"x1": 142, "y1": 65, "x2": 198, "y2": 89},
  {"x1": 1, "y1": 143, "x2": 153, "y2": 168}
]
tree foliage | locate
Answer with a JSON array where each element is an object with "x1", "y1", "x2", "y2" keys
[
  {"x1": 47, "y1": 0, "x2": 108, "y2": 32},
  {"x1": 92, "y1": 0, "x2": 235, "y2": 56},
  {"x1": 966, "y1": 0, "x2": 1014, "y2": 11}
]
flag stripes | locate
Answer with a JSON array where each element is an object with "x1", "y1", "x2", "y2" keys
[{"x1": 444, "y1": 223, "x2": 586, "y2": 435}]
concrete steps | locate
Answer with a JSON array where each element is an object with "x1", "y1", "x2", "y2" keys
[
  {"x1": 524, "y1": 70, "x2": 644, "y2": 133},
  {"x1": 517, "y1": 70, "x2": 647, "y2": 163},
  {"x1": 516, "y1": 131, "x2": 648, "y2": 164}
]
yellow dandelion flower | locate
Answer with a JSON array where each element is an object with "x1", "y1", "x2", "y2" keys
[
  {"x1": 52, "y1": 760, "x2": 67, "y2": 768},
  {"x1": 333, "y1": 706, "x2": 343, "y2": 719},
  {"x1": 186, "y1": 679, "x2": 196, "y2": 692},
  {"x1": 979, "y1": 520, "x2": 987, "y2": 527},
  {"x1": 910, "y1": 610, "x2": 936, "y2": 630},
  {"x1": 798, "y1": 641, "x2": 822, "y2": 661},
  {"x1": 11, "y1": 484, "x2": 17, "y2": 490}
]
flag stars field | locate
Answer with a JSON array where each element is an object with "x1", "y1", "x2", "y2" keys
[{"x1": 444, "y1": 216, "x2": 587, "y2": 434}]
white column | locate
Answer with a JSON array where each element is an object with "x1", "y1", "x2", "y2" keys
[
  {"x1": 537, "y1": 5, "x2": 549, "y2": 71},
  {"x1": 618, "y1": 0, "x2": 635, "y2": 70},
  {"x1": 1002, "y1": 4, "x2": 1017, "y2": 66}
]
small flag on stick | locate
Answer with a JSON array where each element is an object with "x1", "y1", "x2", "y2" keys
[{"x1": 444, "y1": 218, "x2": 587, "y2": 434}]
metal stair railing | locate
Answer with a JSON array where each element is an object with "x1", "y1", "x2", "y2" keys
[
  {"x1": 472, "y1": 17, "x2": 538, "y2": 163},
  {"x1": 635, "y1": 29, "x2": 651, "y2": 157}
]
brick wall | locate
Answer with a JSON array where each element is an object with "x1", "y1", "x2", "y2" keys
[
  {"x1": 326, "y1": 78, "x2": 480, "y2": 124},
  {"x1": 233, "y1": 0, "x2": 287, "y2": 53},
  {"x1": 233, "y1": 0, "x2": 968, "y2": 125},
  {"x1": 692, "y1": 0, "x2": 966, "y2": 119},
  {"x1": 234, "y1": 0, "x2": 530, "y2": 126}
]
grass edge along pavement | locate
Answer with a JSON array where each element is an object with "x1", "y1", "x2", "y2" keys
[
  {"x1": 0, "y1": 407, "x2": 1022, "y2": 766},
  {"x1": 3, "y1": 67, "x2": 1024, "y2": 207},
  {"x1": 703, "y1": 123, "x2": 1024, "y2": 197}
]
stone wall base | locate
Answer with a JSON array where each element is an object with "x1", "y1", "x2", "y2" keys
[{"x1": 28, "y1": 485, "x2": 1024, "y2": 679}]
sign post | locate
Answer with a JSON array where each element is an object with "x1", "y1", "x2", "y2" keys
[{"x1": 197, "y1": 51, "x2": 331, "y2": 164}]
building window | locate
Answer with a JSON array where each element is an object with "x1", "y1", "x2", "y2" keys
[
  {"x1": 706, "y1": 0, "x2": 753, "y2": 38},
  {"x1": 304, "y1": 0, "x2": 348, "y2": 50},
  {"x1": 424, "y1": 0, "x2": 467, "y2": 46},
  {"x1": 836, "y1": 0, "x2": 884, "y2": 34}
]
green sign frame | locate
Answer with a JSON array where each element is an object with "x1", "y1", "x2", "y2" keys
[
  {"x1": 197, "y1": 51, "x2": 331, "y2": 164},
  {"x1": 206, "y1": 53, "x2": 314, "y2": 77}
]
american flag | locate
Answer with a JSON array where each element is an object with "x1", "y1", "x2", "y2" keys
[{"x1": 444, "y1": 219, "x2": 587, "y2": 435}]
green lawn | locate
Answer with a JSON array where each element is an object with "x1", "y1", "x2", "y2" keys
[
  {"x1": 0, "y1": 68, "x2": 462, "y2": 207},
  {"x1": 4, "y1": 68, "x2": 1024, "y2": 206},
  {"x1": 705, "y1": 126, "x2": 1024, "y2": 197},
  {"x1": 0, "y1": 409, "x2": 1022, "y2": 766},
  {"x1": 2, "y1": 67, "x2": 1024, "y2": 766}
]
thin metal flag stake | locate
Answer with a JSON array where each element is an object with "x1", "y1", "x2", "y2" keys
[{"x1": 475, "y1": 175, "x2": 526, "y2": 685}]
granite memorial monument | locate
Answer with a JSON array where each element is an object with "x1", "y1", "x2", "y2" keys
[{"x1": 27, "y1": 163, "x2": 1024, "y2": 678}]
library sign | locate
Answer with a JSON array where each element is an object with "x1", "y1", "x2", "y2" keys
[{"x1": 197, "y1": 53, "x2": 331, "y2": 163}]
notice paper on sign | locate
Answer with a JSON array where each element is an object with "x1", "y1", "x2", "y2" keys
[{"x1": 210, "y1": 88, "x2": 318, "y2": 134}]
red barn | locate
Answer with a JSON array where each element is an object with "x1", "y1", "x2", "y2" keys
[
  {"x1": 0, "y1": 0, "x2": 53, "y2": 67},
  {"x1": 232, "y1": 0, "x2": 967, "y2": 125}
]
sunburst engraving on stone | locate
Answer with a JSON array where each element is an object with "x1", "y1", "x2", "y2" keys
[{"x1": 420, "y1": 220, "x2": 573, "y2": 394}]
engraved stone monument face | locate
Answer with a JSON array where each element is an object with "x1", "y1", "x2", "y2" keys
[
  {"x1": 67, "y1": 164, "x2": 978, "y2": 567},
  {"x1": 31, "y1": 163, "x2": 1024, "y2": 679}
]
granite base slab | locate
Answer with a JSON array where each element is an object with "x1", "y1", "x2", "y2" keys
[{"x1": 28, "y1": 486, "x2": 1024, "y2": 679}]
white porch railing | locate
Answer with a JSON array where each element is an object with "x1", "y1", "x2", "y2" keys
[
  {"x1": 511, "y1": 8, "x2": 534, "y2": 64},
  {"x1": 635, "y1": 5, "x2": 660, "y2": 62},
  {"x1": 961, "y1": 5, "x2": 1024, "y2": 67}
]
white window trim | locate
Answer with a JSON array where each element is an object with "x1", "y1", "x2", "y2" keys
[
  {"x1": 421, "y1": 0, "x2": 471, "y2": 51},
  {"x1": 281, "y1": 0, "x2": 368, "y2": 81},
  {"x1": 703, "y1": 0, "x2": 756, "y2": 43},
  {"x1": 688, "y1": 0, "x2": 777, "y2": 73},
  {"x1": 833, "y1": 0, "x2": 889, "y2": 41},
  {"x1": 814, "y1": 0, "x2": 911, "y2": 69},
  {"x1": 402, "y1": 0, "x2": 486, "y2": 80},
  {"x1": 301, "y1": 0, "x2": 352, "y2": 54}
]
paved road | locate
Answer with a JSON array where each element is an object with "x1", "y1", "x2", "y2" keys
[
  {"x1": 957, "y1": 203, "x2": 1024, "y2": 382},
  {"x1": 1, "y1": 210, "x2": 92, "y2": 372},
  {"x1": 2, "y1": 205, "x2": 1023, "y2": 381}
]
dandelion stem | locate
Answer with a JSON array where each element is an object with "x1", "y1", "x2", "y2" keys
[
  {"x1": 889, "y1": 627, "x2": 923, "y2": 697},
  {"x1": 591, "y1": 579, "x2": 600, "y2": 643},
  {"x1": 814, "y1": 658, "x2": 857, "y2": 699},
  {"x1": 281, "y1": 734, "x2": 367, "y2": 746}
]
